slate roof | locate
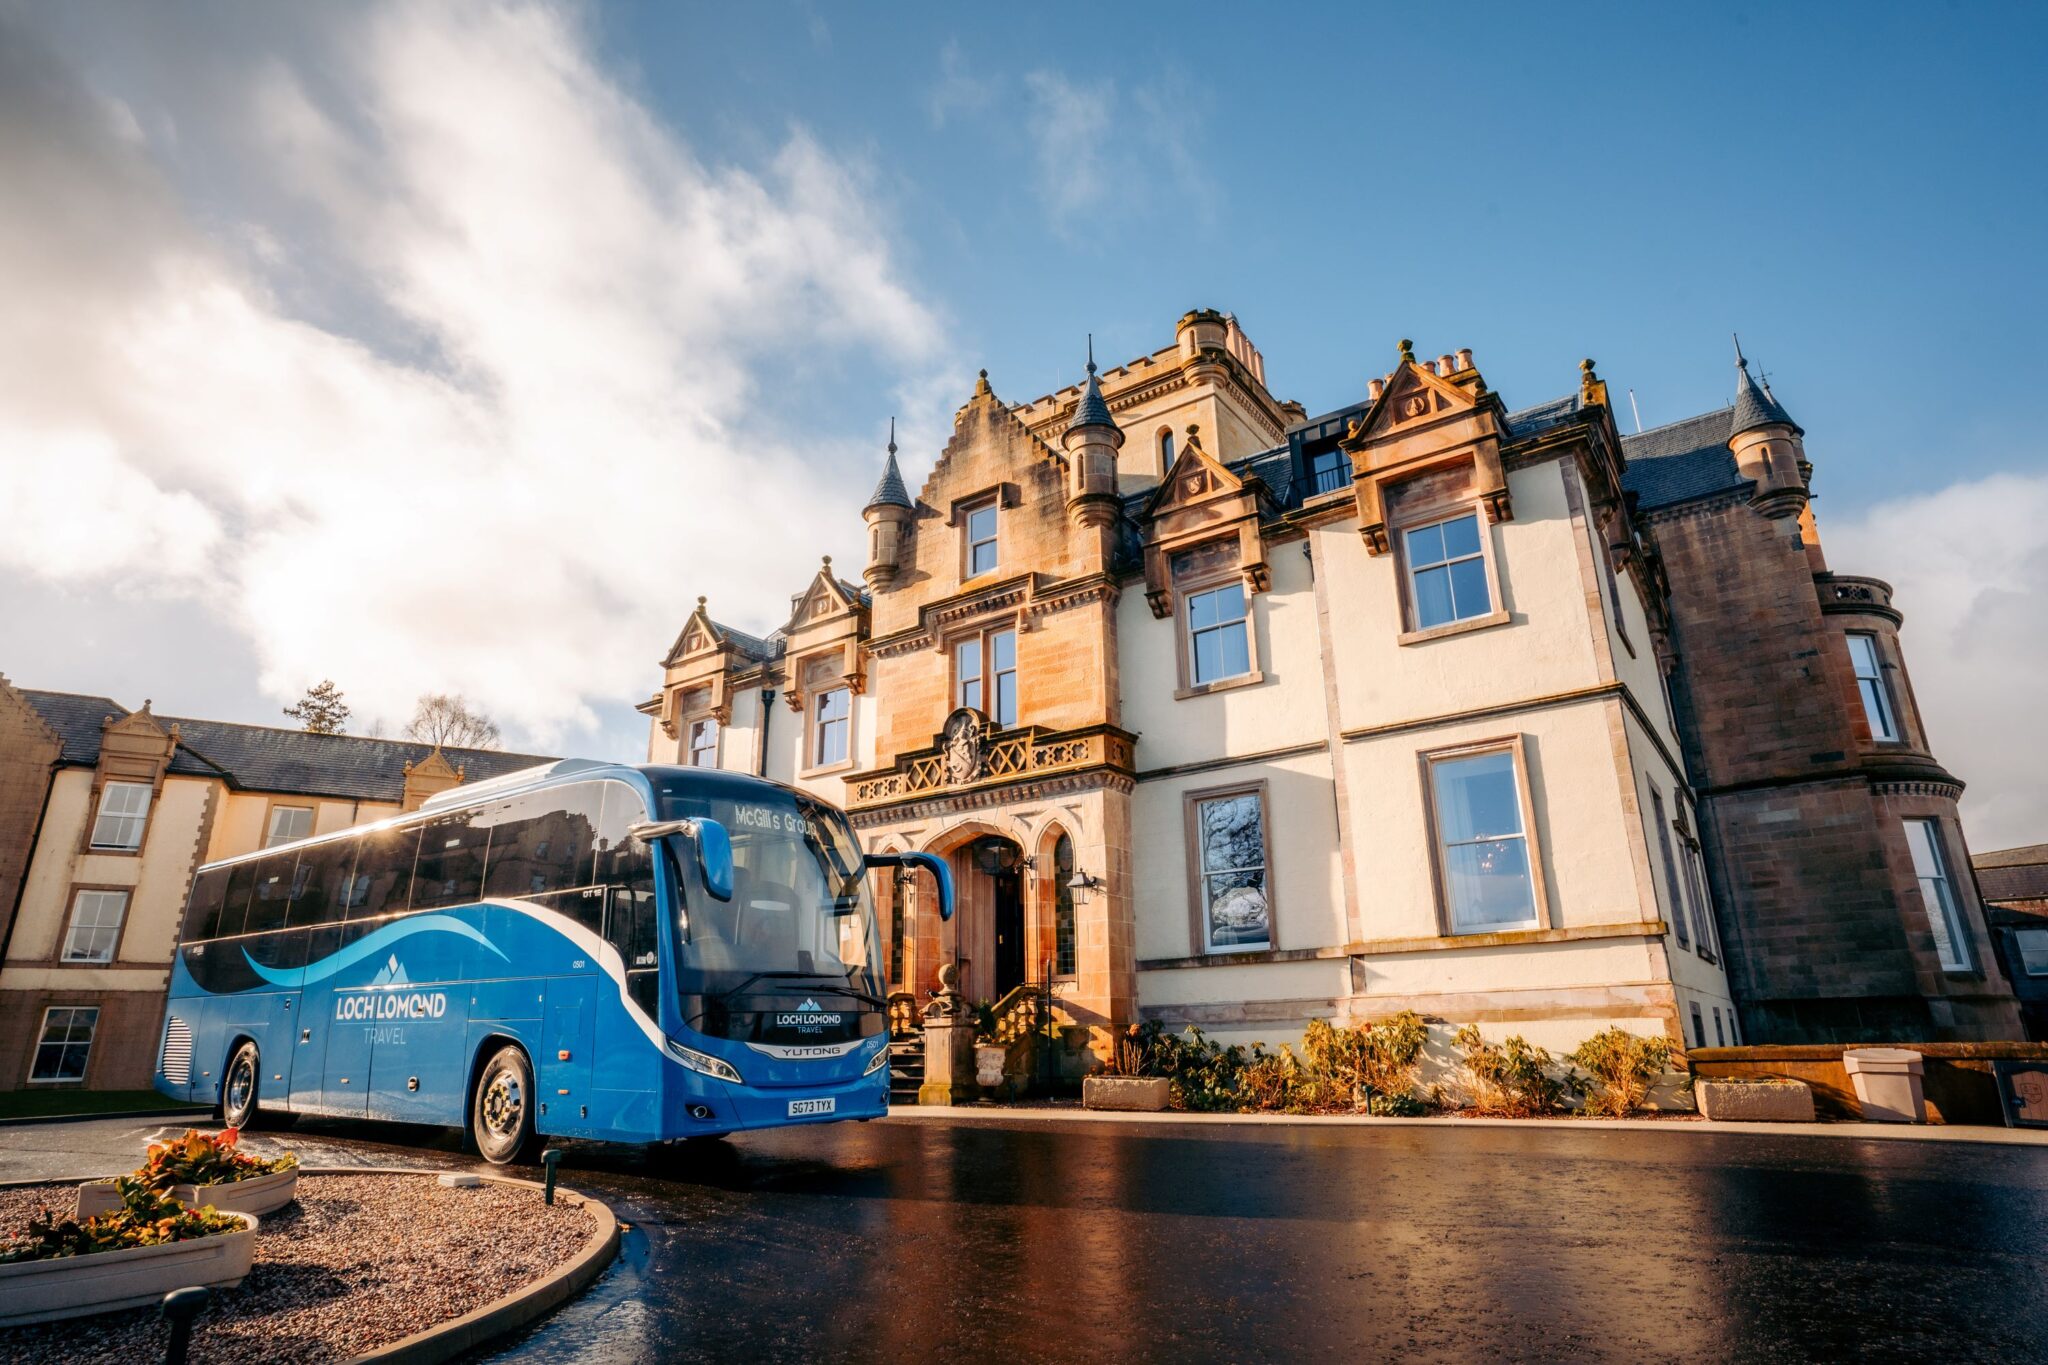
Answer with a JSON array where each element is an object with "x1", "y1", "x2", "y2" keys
[
  {"x1": 865, "y1": 450, "x2": 913, "y2": 510},
  {"x1": 1066, "y1": 362, "x2": 1117, "y2": 434},
  {"x1": 1975, "y1": 844, "x2": 2048, "y2": 905},
  {"x1": 1621, "y1": 408, "x2": 1749, "y2": 510},
  {"x1": 1503, "y1": 394, "x2": 1583, "y2": 442},
  {"x1": 20, "y1": 689, "x2": 556, "y2": 803},
  {"x1": 712, "y1": 622, "x2": 782, "y2": 662},
  {"x1": 1732, "y1": 359, "x2": 1800, "y2": 436}
]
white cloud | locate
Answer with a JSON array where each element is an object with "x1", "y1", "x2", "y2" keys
[
  {"x1": 927, "y1": 40, "x2": 994, "y2": 129},
  {"x1": 1827, "y1": 472, "x2": 2048, "y2": 853},
  {"x1": 0, "y1": 1, "x2": 950, "y2": 746},
  {"x1": 1020, "y1": 66, "x2": 1212, "y2": 236},
  {"x1": 1023, "y1": 71, "x2": 1114, "y2": 228}
]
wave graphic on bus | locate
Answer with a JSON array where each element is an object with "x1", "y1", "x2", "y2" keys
[{"x1": 239, "y1": 913, "x2": 507, "y2": 989}]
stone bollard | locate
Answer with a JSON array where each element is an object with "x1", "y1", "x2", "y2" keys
[{"x1": 918, "y1": 963, "x2": 981, "y2": 1106}]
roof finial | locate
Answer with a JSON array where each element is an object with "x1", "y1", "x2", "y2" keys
[
  {"x1": 822, "y1": 554, "x2": 832, "y2": 569},
  {"x1": 696, "y1": 595, "x2": 707, "y2": 610},
  {"x1": 1398, "y1": 338, "x2": 1415, "y2": 363},
  {"x1": 887, "y1": 416, "x2": 896, "y2": 455},
  {"x1": 1733, "y1": 332, "x2": 1747, "y2": 369},
  {"x1": 1086, "y1": 332, "x2": 1096, "y2": 376}
]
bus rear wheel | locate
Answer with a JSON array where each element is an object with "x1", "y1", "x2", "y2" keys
[
  {"x1": 220, "y1": 1041, "x2": 261, "y2": 1130},
  {"x1": 471, "y1": 1046, "x2": 538, "y2": 1166}
]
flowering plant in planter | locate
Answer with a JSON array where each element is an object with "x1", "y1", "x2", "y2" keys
[
  {"x1": 2, "y1": 1179, "x2": 242, "y2": 1264},
  {"x1": 135, "y1": 1128, "x2": 297, "y2": 1193}
]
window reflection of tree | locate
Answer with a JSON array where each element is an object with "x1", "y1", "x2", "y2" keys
[{"x1": 1199, "y1": 794, "x2": 1268, "y2": 946}]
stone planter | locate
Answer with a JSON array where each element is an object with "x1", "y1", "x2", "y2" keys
[
  {"x1": 0, "y1": 1212, "x2": 256, "y2": 1326},
  {"x1": 1844, "y1": 1047, "x2": 1927, "y2": 1123},
  {"x1": 1695, "y1": 1078, "x2": 1816, "y2": 1123},
  {"x1": 974, "y1": 1044, "x2": 1007, "y2": 1092},
  {"x1": 77, "y1": 1167, "x2": 298, "y2": 1219},
  {"x1": 1082, "y1": 1076, "x2": 1170, "y2": 1112}
]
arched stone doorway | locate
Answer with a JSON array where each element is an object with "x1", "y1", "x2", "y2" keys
[{"x1": 919, "y1": 822, "x2": 1028, "y2": 1004}]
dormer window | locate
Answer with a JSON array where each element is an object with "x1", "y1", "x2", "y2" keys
[
  {"x1": 89, "y1": 781, "x2": 152, "y2": 851},
  {"x1": 1310, "y1": 446, "x2": 1348, "y2": 497},
  {"x1": 965, "y1": 499, "x2": 999, "y2": 577}
]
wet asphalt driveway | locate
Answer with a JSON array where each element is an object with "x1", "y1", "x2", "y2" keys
[{"x1": 5, "y1": 1111, "x2": 2046, "y2": 1363}]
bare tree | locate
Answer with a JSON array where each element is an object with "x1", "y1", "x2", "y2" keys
[
  {"x1": 405, "y1": 692, "x2": 501, "y2": 750},
  {"x1": 282, "y1": 680, "x2": 350, "y2": 735}
]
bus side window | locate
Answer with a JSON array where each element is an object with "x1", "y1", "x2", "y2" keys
[
  {"x1": 287, "y1": 839, "x2": 356, "y2": 929},
  {"x1": 411, "y1": 812, "x2": 487, "y2": 911},
  {"x1": 593, "y1": 782, "x2": 653, "y2": 900},
  {"x1": 480, "y1": 787, "x2": 602, "y2": 904},
  {"x1": 348, "y1": 824, "x2": 421, "y2": 921},
  {"x1": 182, "y1": 868, "x2": 233, "y2": 944},
  {"x1": 217, "y1": 860, "x2": 259, "y2": 940},
  {"x1": 244, "y1": 853, "x2": 297, "y2": 937},
  {"x1": 607, "y1": 887, "x2": 659, "y2": 1017}
]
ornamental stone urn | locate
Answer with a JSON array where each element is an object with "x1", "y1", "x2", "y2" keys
[{"x1": 918, "y1": 963, "x2": 980, "y2": 1106}]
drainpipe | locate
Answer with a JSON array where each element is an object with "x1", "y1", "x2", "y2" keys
[{"x1": 755, "y1": 689, "x2": 775, "y2": 777}]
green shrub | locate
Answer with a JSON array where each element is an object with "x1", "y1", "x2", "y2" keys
[
  {"x1": 1453, "y1": 1025, "x2": 1572, "y2": 1116},
  {"x1": 1151, "y1": 1019, "x2": 1435, "y2": 1115},
  {"x1": 1, "y1": 1177, "x2": 242, "y2": 1264},
  {"x1": 1302, "y1": 1012, "x2": 1429, "y2": 1112},
  {"x1": 1102, "y1": 1020, "x2": 1165, "y2": 1077},
  {"x1": 1570, "y1": 1028, "x2": 1673, "y2": 1117}
]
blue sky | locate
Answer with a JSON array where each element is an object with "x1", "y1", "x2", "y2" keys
[
  {"x1": 599, "y1": 1, "x2": 2047, "y2": 495},
  {"x1": 2, "y1": 1, "x2": 2044, "y2": 844}
]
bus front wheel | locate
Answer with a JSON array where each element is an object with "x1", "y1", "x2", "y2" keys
[{"x1": 471, "y1": 1046, "x2": 538, "y2": 1166}]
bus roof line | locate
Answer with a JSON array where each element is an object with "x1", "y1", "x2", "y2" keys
[{"x1": 416, "y1": 757, "x2": 618, "y2": 811}]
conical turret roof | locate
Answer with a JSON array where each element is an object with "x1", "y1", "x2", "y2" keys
[
  {"x1": 1730, "y1": 342, "x2": 1800, "y2": 437},
  {"x1": 1065, "y1": 337, "x2": 1120, "y2": 437},
  {"x1": 865, "y1": 419, "x2": 913, "y2": 511}
]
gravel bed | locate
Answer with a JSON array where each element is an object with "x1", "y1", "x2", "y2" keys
[{"x1": 0, "y1": 1172, "x2": 597, "y2": 1364}]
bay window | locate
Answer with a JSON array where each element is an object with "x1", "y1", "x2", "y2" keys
[{"x1": 1904, "y1": 817, "x2": 1970, "y2": 971}]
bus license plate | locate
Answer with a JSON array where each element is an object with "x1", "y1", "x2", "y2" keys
[{"x1": 788, "y1": 1098, "x2": 836, "y2": 1117}]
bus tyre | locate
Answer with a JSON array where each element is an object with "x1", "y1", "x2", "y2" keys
[
  {"x1": 472, "y1": 1046, "x2": 537, "y2": 1166},
  {"x1": 221, "y1": 1041, "x2": 261, "y2": 1130}
]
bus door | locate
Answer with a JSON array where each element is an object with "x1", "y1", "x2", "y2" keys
[
  {"x1": 538, "y1": 975, "x2": 595, "y2": 1133},
  {"x1": 592, "y1": 885, "x2": 662, "y2": 1136},
  {"x1": 287, "y1": 944, "x2": 339, "y2": 1114}
]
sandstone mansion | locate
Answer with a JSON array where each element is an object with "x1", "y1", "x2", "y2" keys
[{"x1": 642, "y1": 310, "x2": 2020, "y2": 1060}]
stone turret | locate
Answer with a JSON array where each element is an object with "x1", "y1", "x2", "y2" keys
[
  {"x1": 1727, "y1": 340, "x2": 1808, "y2": 520},
  {"x1": 862, "y1": 418, "x2": 915, "y2": 591},
  {"x1": 1060, "y1": 340, "x2": 1124, "y2": 561}
]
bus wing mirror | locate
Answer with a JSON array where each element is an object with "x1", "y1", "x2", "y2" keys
[
  {"x1": 630, "y1": 818, "x2": 734, "y2": 902},
  {"x1": 864, "y1": 851, "x2": 954, "y2": 922},
  {"x1": 694, "y1": 818, "x2": 735, "y2": 902}
]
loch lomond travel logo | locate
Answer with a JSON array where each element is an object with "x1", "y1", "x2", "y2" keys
[
  {"x1": 335, "y1": 952, "x2": 449, "y2": 1022},
  {"x1": 776, "y1": 997, "x2": 844, "y2": 1029}
]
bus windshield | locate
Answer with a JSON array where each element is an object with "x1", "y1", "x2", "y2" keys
[{"x1": 655, "y1": 784, "x2": 883, "y2": 1003}]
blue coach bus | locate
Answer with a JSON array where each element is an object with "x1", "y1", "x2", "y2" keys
[{"x1": 154, "y1": 761, "x2": 951, "y2": 1163}]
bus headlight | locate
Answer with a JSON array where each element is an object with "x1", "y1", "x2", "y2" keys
[
  {"x1": 665, "y1": 1037, "x2": 745, "y2": 1085},
  {"x1": 863, "y1": 1043, "x2": 891, "y2": 1077}
]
